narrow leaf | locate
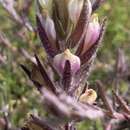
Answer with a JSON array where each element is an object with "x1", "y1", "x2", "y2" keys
[
  {"x1": 20, "y1": 64, "x2": 43, "y2": 92},
  {"x1": 96, "y1": 80, "x2": 114, "y2": 116},
  {"x1": 31, "y1": 115, "x2": 56, "y2": 130},
  {"x1": 32, "y1": 80, "x2": 43, "y2": 92},
  {"x1": 113, "y1": 91, "x2": 130, "y2": 114},
  {"x1": 20, "y1": 64, "x2": 31, "y2": 78},
  {"x1": 36, "y1": 15, "x2": 57, "y2": 58},
  {"x1": 35, "y1": 54, "x2": 56, "y2": 93}
]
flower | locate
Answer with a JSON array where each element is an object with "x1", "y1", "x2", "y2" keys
[
  {"x1": 79, "y1": 89, "x2": 97, "y2": 104},
  {"x1": 45, "y1": 16, "x2": 56, "y2": 44},
  {"x1": 82, "y1": 14, "x2": 100, "y2": 54},
  {"x1": 53, "y1": 49, "x2": 80, "y2": 75},
  {"x1": 68, "y1": 0, "x2": 84, "y2": 24},
  {"x1": 38, "y1": 0, "x2": 49, "y2": 7}
]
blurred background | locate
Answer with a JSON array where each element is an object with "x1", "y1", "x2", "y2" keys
[{"x1": 0, "y1": 0, "x2": 130, "y2": 129}]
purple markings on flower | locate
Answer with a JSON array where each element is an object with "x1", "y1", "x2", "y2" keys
[
  {"x1": 53, "y1": 49, "x2": 81, "y2": 75},
  {"x1": 82, "y1": 14, "x2": 100, "y2": 54}
]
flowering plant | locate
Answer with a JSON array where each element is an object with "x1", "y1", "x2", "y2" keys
[
  {"x1": 21, "y1": 0, "x2": 106, "y2": 129},
  {"x1": 0, "y1": 0, "x2": 130, "y2": 130}
]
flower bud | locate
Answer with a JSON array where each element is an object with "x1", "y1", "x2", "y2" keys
[
  {"x1": 45, "y1": 16, "x2": 56, "y2": 43},
  {"x1": 68, "y1": 0, "x2": 84, "y2": 23},
  {"x1": 38, "y1": 0, "x2": 49, "y2": 7},
  {"x1": 79, "y1": 89, "x2": 97, "y2": 104},
  {"x1": 82, "y1": 14, "x2": 100, "y2": 54},
  {"x1": 68, "y1": 0, "x2": 92, "y2": 24},
  {"x1": 53, "y1": 49, "x2": 80, "y2": 75}
]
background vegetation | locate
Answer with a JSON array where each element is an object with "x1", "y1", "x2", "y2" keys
[{"x1": 0, "y1": 0, "x2": 130, "y2": 129}]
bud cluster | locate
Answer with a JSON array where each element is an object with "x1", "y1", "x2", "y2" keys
[{"x1": 21, "y1": 0, "x2": 106, "y2": 129}]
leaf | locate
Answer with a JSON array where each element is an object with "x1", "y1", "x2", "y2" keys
[
  {"x1": 20, "y1": 64, "x2": 31, "y2": 79},
  {"x1": 31, "y1": 63, "x2": 45, "y2": 85},
  {"x1": 20, "y1": 64, "x2": 43, "y2": 91},
  {"x1": 35, "y1": 54, "x2": 56, "y2": 94}
]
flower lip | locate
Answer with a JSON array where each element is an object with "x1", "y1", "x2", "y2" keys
[{"x1": 53, "y1": 49, "x2": 81, "y2": 75}]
